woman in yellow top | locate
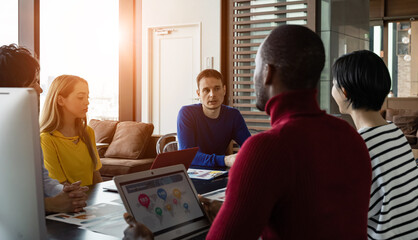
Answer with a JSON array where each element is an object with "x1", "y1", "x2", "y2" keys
[{"x1": 40, "y1": 75, "x2": 102, "y2": 186}]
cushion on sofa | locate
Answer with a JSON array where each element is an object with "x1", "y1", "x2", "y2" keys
[
  {"x1": 89, "y1": 119, "x2": 119, "y2": 158},
  {"x1": 99, "y1": 157, "x2": 155, "y2": 176},
  {"x1": 385, "y1": 108, "x2": 418, "y2": 121},
  {"x1": 142, "y1": 135, "x2": 160, "y2": 158},
  {"x1": 392, "y1": 115, "x2": 418, "y2": 136},
  {"x1": 385, "y1": 108, "x2": 398, "y2": 121},
  {"x1": 89, "y1": 119, "x2": 118, "y2": 143},
  {"x1": 104, "y1": 121, "x2": 154, "y2": 159}
]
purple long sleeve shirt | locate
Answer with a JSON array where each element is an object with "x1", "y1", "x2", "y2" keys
[{"x1": 177, "y1": 104, "x2": 251, "y2": 167}]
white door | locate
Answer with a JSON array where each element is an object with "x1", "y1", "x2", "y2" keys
[{"x1": 150, "y1": 24, "x2": 201, "y2": 134}]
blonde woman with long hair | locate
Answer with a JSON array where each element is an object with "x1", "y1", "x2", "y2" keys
[{"x1": 40, "y1": 75, "x2": 102, "y2": 186}]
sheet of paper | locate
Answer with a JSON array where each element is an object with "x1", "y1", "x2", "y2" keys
[
  {"x1": 201, "y1": 187, "x2": 226, "y2": 202},
  {"x1": 187, "y1": 168, "x2": 228, "y2": 180},
  {"x1": 46, "y1": 202, "x2": 124, "y2": 226},
  {"x1": 111, "y1": 198, "x2": 123, "y2": 205},
  {"x1": 46, "y1": 202, "x2": 127, "y2": 238},
  {"x1": 80, "y1": 211, "x2": 126, "y2": 239}
]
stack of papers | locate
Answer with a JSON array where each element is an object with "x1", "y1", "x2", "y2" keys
[{"x1": 187, "y1": 168, "x2": 228, "y2": 180}]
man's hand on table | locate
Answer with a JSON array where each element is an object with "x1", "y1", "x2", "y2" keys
[
  {"x1": 198, "y1": 195, "x2": 223, "y2": 222},
  {"x1": 44, "y1": 181, "x2": 89, "y2": 213},
  {"x1": 123, "y1": 213, "x2": 154, "y2": 240},
  {"x1": 224, "y1": 153, "x2": 237, "y2": 167}
]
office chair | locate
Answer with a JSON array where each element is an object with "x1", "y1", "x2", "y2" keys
[{"x1": 156, "y1": 133, "x2": 178, "y2": 154}]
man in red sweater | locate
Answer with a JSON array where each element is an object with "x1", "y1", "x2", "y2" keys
[
  {"x1": 123, "y1": 25, "x2": 372, "y2": 240},
  {"x1": 203, "y1": 24, "x2": 372, "y2": 239}
]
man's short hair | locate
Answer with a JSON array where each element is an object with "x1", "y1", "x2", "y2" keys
[
  {"x1": 196, "y1": 69, "x2": 225, "y2": 87},
  {"x1": 332, "y1": 50, "x2": 391, "y2": 111},
  {"x1": 0, "y1": 44, "x2": 40, "y2": 87},
  {"x1": 260, "y1": 25, "x2": 325, "y2": 89}
]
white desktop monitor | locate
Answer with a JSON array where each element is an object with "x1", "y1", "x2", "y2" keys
[{"x1": 0, "y1": 88, "x2": 46, "y2": 239}]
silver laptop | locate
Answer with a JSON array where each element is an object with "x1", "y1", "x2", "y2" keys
[{"x1": 114, "y1": 164, "x2": 210, "y2": 239}]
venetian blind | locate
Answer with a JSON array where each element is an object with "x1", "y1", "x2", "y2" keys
[{"x1": 228, "y1": 0, "x2": 315, "y2": 135}]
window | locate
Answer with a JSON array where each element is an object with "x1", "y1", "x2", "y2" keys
[
  {"x1": 369, "y1": 1, "x2": 418, "y2": 98},
  {"x1": 370, "y1": 25, "x2": 383, "y2": 56},
  {"x1": 0, "y1": 1, "x2": 18, "y2": 46},
  {"x1": 227, "y1": 0, "x2": 314, "y2": 135},
  {"x1": 387, "y1": 21, "x2": 418, "y2": 97},
  {"x1": 40, "y1": 0, "x2": 119, "y2": 120}
]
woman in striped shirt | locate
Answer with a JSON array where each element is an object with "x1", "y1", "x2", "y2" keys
[{"x1": 331, "y1": 50, "x2": 418, "y2": 240}]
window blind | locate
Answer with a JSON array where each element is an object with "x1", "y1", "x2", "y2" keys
[{"x1": 228, "y1": 0, "x2": 315, "y2": 136}]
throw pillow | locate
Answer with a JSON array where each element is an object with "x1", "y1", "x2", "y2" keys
[
  {"x1": 88, "y1": 119, "x2": 119, "y2": 143},
  {"x1": 88, "y1": 119, "x2": 119, "y2": 158},
  {"x1": 385, "y1": 108, "x2": 399, "y2": 122},
  {"x1": 393, "y1": 115, "x2": 418, "y2": 136},
  {"x1": 104, "y1": 121, "x2": 154, "y2": 159}
]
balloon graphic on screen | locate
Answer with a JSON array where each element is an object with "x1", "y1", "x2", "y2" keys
[
  {"x1": 155, "y1": 207, "x2": 162, "y2": 216},
  {"x1": 157, "y1": 188, "x2": 167, "y2": 201},
  {"x1": 173, "y1": 189, "x2": 181, "y2": 199},
  {"x1": 138, "y1": 194, "x2": 150, "y2": 208}
]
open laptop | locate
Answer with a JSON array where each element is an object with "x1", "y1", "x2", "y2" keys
[
  {"x1": 114, "y1": 164, "x2": 210, "y2": 239},
  {"x1": 150, "y1": 147, "x2": 199, "y2": 170},
  {"x1": 103, "y1": 148, "x2": 199, "y2": 193}
]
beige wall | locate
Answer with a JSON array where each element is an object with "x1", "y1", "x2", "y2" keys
[{"x1": 139, "y1": 0, "x2": 221, "y2": 121}]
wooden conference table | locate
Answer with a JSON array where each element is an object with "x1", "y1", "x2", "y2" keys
[{"x1": 46, "y1": 176, "x2": 228, "y2": 239}]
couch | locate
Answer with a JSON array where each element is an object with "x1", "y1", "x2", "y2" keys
[
  {"x1": 89, "y1": 119, "x2": 174, "y2": 181},
  {"x1": 380, "y1": 108, "x2": 418, "y2": 148},
  {"x1": 380, "y1": 97, "x2": 418, "y2": 159}
]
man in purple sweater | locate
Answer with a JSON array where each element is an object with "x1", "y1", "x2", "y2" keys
[{"x1": 177, "y1": 69, "x2": 251, "y2": 167}]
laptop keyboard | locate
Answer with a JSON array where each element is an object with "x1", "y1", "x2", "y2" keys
[{"x1": 189, "y1": 232, "x2": 207, "y2": 240}]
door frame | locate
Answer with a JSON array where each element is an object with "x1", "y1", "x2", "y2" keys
[{"x1": 146, "y1": 22, "x2": 202, "y2": 132}]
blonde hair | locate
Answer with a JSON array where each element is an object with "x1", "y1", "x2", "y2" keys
[{"x1": 40, "y1": 75, "x2": 97, "y2": 168}]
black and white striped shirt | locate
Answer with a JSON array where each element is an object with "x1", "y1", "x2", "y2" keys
[{"x1": 359, "y1": 123, "x2": 418, "y2": 240}]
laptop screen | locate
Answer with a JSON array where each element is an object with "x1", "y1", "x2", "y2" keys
[{"x1": 118, "y1": 170, "x2": 207, "y2": 236}]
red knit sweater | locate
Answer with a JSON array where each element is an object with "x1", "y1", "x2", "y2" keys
[{"x1": 206, "y1": 90, "x2": 371, "y2": 240}]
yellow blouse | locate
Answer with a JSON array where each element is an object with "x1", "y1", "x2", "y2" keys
[{"x1": 40, "y1": 126, "x2": 102, "y2": 186}]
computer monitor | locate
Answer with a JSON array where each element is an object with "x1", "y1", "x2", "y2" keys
[{"x1": 0, "y1": 88, "x2": 46, "y2": 239}]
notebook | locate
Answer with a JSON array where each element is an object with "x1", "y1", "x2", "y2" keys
[
  {"x1": 114, "y1": 164, "x2": 210, "y2": 239},
  {"x1": 150, "y1": 147, "x2": 198, "y2": 170}
]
